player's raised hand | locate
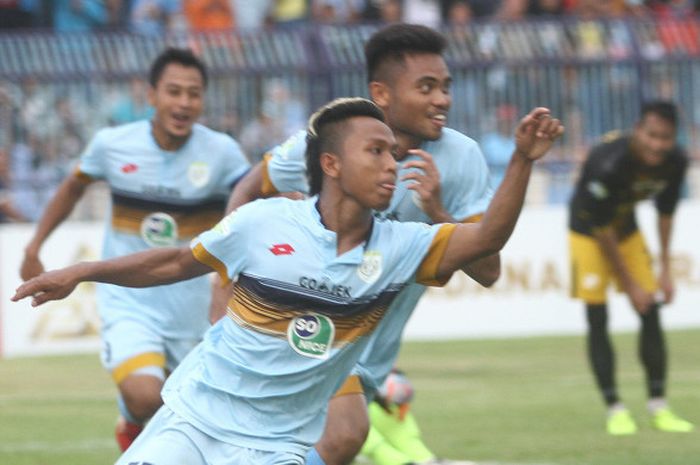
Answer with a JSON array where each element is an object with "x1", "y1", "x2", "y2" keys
[
  {"x1": 401, "y1": 149, "x2": 446, "y2": 221},
  {"x1": 12, "y1": 267, "x2": 81, "y2": 307},
  {"x1": 515, "y1": 107, "x2": 565, "y2": 161}
]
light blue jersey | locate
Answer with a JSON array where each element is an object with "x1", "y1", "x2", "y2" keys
[
  {"x1": 161, "y1": 197, "x2": 456, "y2": 455},
  {"x1": 264, "y1": 127, "x2": 494, "y2": 389},
  {"x1": 77, "y1": 120, "x2": 249, "y2": 339}
]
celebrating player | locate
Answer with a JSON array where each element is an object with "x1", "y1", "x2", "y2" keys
[
  {"x1": 18, "y1": 48, "x2": 250, "y2": 450},
  {"x1": 14, "y1": 97, "x2": 564, "y2": 465}
]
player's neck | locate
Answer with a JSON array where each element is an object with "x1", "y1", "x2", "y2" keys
[
  {"x1": 150, "y1": 121, "x2": 190, "y2": 152},
  {"x1": 392, "y1": 131, "x2": 423, "y2": 161},
  {"x1": 316, "y1": 193, "x2": 374, "y2": 256}
]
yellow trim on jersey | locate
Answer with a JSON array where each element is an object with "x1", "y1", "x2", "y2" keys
[
  {"x1": 227, "y1": 283, "x2": 389, "y2": 344},
  {"x1": 73, "y1": 167, "x2": 95, "y2": 184},
  {"x1": 111, "y1": 205, "x2": 222, "y2": 238},
  {"x1": 333, "y1": 375, "x2": 364, "y2": 397},
  {"x1": 461, "y1": 213, "x2": 483, "y2": 224},
  {"x1": 416, "y1": 223, "x2": 458, "y2": 287},
  {"x1": 112, "y1": 352, "x2": 166, "y2": 384},
  {"x1": 260, "y1": 153, "x2": 279, "y2": 197},
  {"x1": 192, "y1": 243, "x2": 231, "y2": 285}
]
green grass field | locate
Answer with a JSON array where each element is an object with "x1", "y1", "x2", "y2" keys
[{"x1": 1, "y1": 330, "x2": 699, "y2": 465}]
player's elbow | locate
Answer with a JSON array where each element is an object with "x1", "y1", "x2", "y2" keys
[{"x1": 477, "y1": 267, "x2": 500, "y2": 287}]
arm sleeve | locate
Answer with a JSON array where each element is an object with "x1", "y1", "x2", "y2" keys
[
  {"x1": 655, "y1": 154, "x2": 688, "y2": 215},
  {"x1": 76, "y1": 130, "x2": 108, "y2": 181},
  {"x1": 266, "y1": 130, "x2": 310, "y2": 194},
  {"x1": 190, "y1": 203, "x2": 255, "y2": 284}
]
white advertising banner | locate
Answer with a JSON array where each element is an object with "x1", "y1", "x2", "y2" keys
[
  {"x1": 0, "y1": 222, "x2": 104, "y2": 358},
  {"x1": 1, "y1": 202, "x2": 699, "y2": 357}
]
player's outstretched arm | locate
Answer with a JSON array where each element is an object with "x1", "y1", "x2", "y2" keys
[
  {"x1": 435, "y1": 108, "x2": 564, "y2": 278},
  {"x1": 13, "y1": 246, "x2": 211, "y2": 307},
  {"x1": 21, "y1": 175, "x2": 89, "y2": 281}
]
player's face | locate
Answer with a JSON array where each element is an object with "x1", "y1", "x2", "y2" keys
[
  {"x1": 338, "y1": 117, "x2": 398, "y2": 211},
  {"x1": 149, "y1": 63, "x2": 205, "y2": 145},
  {"x1": 383, "y1": 53, "x2": 452, "y2": 143},
  {"x1": 633, "y1": 113, "x2": 676, "y2": 167}
]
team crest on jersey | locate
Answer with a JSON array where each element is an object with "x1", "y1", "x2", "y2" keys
[
  {"x1": 188, "y1": 161, "x2": 210, "y2": 188},
  {"x1": 140, "y1": 212, "x2": 178, "y2": 247},
  {"x1": 357, "y1": 251, "x2": 382, "y2": 284},
  {"x1": 587, "y1": 181, "x2": 608, "y2": 200},
  {"x1": 288, "y1": 314, "x2": 335, "y2": 359}
]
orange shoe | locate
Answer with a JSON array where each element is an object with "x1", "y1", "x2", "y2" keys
[{"x1": 115, "y1": 416, "x2": 143, "y2": 451}]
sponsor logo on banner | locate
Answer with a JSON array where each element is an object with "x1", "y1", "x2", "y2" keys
[{"x1": 288, "y1": 314, "x2": 335, "y2": 359}]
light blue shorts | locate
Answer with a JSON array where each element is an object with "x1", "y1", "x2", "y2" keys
[
  {"x1": 116, "y1": 405, "x2": 305, "y2": 465},
  {"x1": 101, "y1": 318, "x2": 201, "y2": 384}
]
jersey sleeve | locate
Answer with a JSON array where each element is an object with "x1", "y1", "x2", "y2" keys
[
  {"x1": 190, "y1": 202, "x2": 256, "y2": 284},
  {"x1": 265, "y1": 130, "x2": 310, "y2": 195},
  {"x1": 655, "y1": 153, "x2": 688, "y2": 216},
  {"x1": 415, "y1": 224, "x2": 458, "y2": 286},
  {"x1": 442, "y1": 136, "x2": 494, "y2": 221},
  {"x1": 75, "y1": 129, "x2": 109, "y2": 181}
]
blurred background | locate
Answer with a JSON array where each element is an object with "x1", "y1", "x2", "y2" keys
[{"x1": 1, "y1": 0, "x2": 700, "y2": 223}]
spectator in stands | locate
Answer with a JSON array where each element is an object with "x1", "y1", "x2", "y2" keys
[
  {"x1": 528, "y1": 0, "x2": 567, "y2": 15},
  {"x1": 495, "y1": 0, "x2": 529, "y2": 19},
  {"x1": 231, "y1": 0, "x2": 274, "y2": 30},
  {"x1": 0, "y1": 0, "x2": 41, "y2": 29},
  {"x1": 311, "y1": 0, "x2": 364, "y2": 23},
  {"x1": 481, "y1": 104, "x2": 517, "y2": 189},
  {"x1": 52, "y1": 0, "x2": 109, "y2": 32},
  {"x1": 183, "y1": 0, "x2": 235, "y2": 32},
  {"x1": 0, "y1": 147, "x2": 26, "y2": 222},
  {"x1": 270, "y1": 0, "x2": 308, "y2": 27},
  {"x1": 109, "y1": 77, "x2": 154, "y2": 126},
  {"x1": 446, "y1": 0, "x2": 473, "y2": 26},
  {"x1": 403, "y1": 0, "x2": 442, "y2": 27},
  {"x1": 128, "y1": 0, "x2": 179, "y2": 36}
]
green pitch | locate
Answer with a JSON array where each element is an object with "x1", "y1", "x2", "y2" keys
[{"x1": 1, "y1": 330, "x2": 698, "y2": 465}]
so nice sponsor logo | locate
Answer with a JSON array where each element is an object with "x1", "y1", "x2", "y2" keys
[{"x1": 287, "y1": 314, "x2": 335, "y2": 359}]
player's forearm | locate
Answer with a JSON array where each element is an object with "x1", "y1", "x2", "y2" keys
[
  {"x1": 226, "y1": 161, "x2": 265, "y2": 213},
  {"x1": 593, "y1": 227, "x2": 635, "y2": 290},
  {"x1": 25, "y1": 176, "x2": 87, "y2": 256},
  {"x1": 658, "y1": 214, "x2": 673, "y2": 270},
  {"x1": 461, "y1": 253, "x2": 501, "y2": 287},
  {"x1": 76, "y1": 247, "x2": 207, "y2": 288}
]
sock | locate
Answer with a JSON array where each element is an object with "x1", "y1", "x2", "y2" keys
[
  {"x1": 607, "y1": 402, "x2": 628, "y2": 417},
  {"x1": 360, "y1": 424, "x2": 413, "y2": 465},
  {"x1": 586, "y1": 303, "x2": 619, "y2": 406},
  {"x1": 369, "y1": 402, "x2": 434, "y2": 463},
  {"x1": 647, "y1": 397, "x2": 668, "y2": 414},
  {"x1": 305, "y1": 448, "x2": 327, "y2": 465},
  {"x1": 638, "y1": 304, "x2": 666, "y2": 399}
]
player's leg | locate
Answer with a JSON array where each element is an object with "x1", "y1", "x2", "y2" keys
[
  {"x1": 621, "y1": 233, "x2": 694, "y2": 433},
  {"x1": 307, "y1": 376, "x2": 369, "y2": 465},
  {"x1": 569, "y1": 232, "x2": 636, "y2": 434},
  {"x1": 102, "y1": 319, "x2": 168, "y2": 450}
]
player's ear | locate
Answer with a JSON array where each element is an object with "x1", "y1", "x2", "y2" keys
[
  {"x1": 369, "y1": 81, "x2": 390, "y2": 110},
  {"x1": 320, "y1": 152, "x2": 341, "y2": 180}
]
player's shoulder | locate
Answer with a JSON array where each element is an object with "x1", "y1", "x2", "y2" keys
[
  {"x1": 430, "y1": 127, "x2": 480, "y2": 153},
  {"x1": 272, "y1": 129, "x2": 308, "y2": 161},
  {"x1": 94, "y1": 120, "x2": 149, "y2": 143},
  {"x1": 586, "y1": 132, "x2": 630, "y2": 174},
  {"x1": 191, "y1": 123, "x2": 239, "y2": 147},
  {"x1": 667, "y1": 144, "x2": 689, "y2": 169}
]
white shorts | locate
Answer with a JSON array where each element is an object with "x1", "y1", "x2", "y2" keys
[
  {"x1": 101, "y1": 318, "x2": 201, "y2": 384},
  {"x1": 116, "y1": 405, "x2": 305, "y2": 465}
]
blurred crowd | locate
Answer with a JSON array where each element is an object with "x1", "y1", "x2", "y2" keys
[{"x1": 1, "y1": 1, "x2": 700, "y2": 34}]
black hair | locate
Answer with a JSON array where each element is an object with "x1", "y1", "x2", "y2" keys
[
  {"x1": 148, "y1": 48, "x2": 208, "y2": 88},
  {"x1": 364, "y1": 23, "x2": 447, "y2": 83},
  {"x1": 305, "y1": 98, "x2": 386, "y2": 196},
  {"x1": 640, "y1": 100, "x2": 678, "y2": 128}
]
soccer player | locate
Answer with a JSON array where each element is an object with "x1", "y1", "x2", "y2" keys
[
  {"x1": 18, "y1": 48, "x2": 250, "y2": 450},
  {"x1": 14, "y1": 97, "x2": 564, "y2": 465},
  {"x1": 568, "y1": 101, "x2": 694, "y2": 435},
  {"x1": 219, "y1": 24, "x2": 501, "y2": 465}
]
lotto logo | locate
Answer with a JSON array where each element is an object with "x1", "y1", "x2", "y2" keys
[{"x1": 269, "y1": 243, "x2": 295, "y2": 256}]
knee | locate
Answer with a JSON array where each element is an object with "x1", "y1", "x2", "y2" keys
[
  {"x1": 317, "y1": 424, "x2": 368, "y2": 465},
  {"x1": 120, "y1": 376, "x2": 164, "y2": 422}
]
